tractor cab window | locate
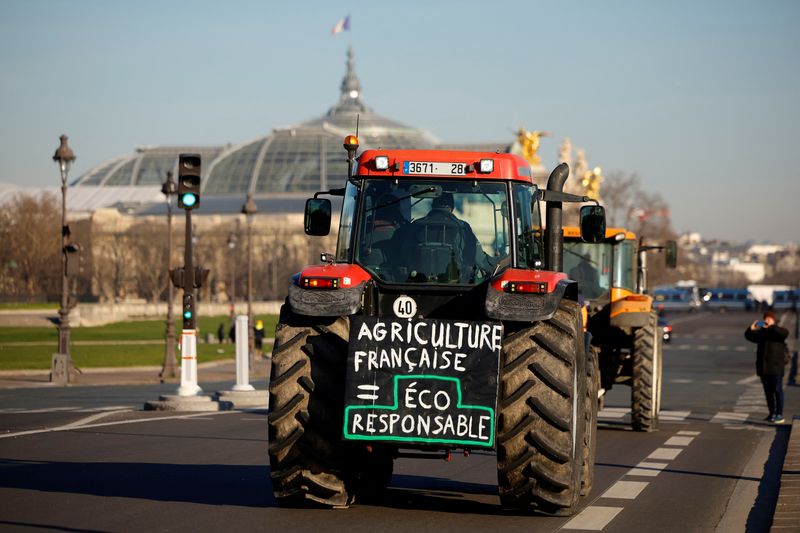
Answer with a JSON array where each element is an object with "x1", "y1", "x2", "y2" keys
[
  {"x1": 512, "y1": 183, "x2": 544, "y2": 268},
  {"x1": 335, "y1": 181, "x2": 359, "y2": 261},
  {"x1": 564, "y1": 241, "x2": 612, "y2": 299},
  {"x1": 613, "y1": 240, "x2": 636, "y2": 293},
  {"x1": 354, "y1": 179, "x2": 509, "y2": 285}
]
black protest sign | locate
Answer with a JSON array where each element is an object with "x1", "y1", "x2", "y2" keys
[{"x1": 343, "y1": 317, "x2": 502, "y2": 447}]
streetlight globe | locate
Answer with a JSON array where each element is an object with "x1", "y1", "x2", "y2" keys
[{"x1": 52, "y1": 134, "x2": 76, "y2": 179}]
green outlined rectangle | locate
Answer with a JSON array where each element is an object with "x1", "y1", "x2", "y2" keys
[{"x1": 343, "y1": 374, "x2": 495, "y2": 447}]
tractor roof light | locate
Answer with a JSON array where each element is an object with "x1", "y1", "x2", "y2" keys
[
  {"x1": 375, "y1": 155, "x2": 389, "y2": 170},
  {"x1": 343, "y1": 135, "x2": 359, "y2": 150},
  {"x1": 478, "y1": 159, "x2": 494, "y2": 173}
]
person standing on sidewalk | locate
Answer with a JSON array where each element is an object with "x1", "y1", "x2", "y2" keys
[{"x1": 745, "y1": 310, "x2": 789, "y2": 423}]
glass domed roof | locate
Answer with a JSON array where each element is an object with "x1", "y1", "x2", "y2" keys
[{"x1": 203, "y1": 47, "x2": 439, "y2": 194}]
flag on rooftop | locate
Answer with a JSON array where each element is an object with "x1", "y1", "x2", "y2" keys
[{"x1": 331, "y1": 15, "x2": 350, "y2": 35}]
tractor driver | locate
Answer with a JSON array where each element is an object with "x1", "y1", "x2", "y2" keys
[{"x1": 396, "y1": 192, "x2": 496, "y2": 283}]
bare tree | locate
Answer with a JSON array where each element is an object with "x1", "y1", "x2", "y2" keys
[{"x1": 0, "y1": 192, "x2": 61, "y2": 298}]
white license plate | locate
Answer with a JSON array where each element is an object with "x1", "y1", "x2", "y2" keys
[{"x1": 403, "y1": 161, "x2": 467, "y2": 176}]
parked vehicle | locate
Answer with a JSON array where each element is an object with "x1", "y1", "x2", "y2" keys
[
  {"x1": 658, "y1": 316, "x2": 672, "y2": 343},
  {"x1": 772, "y1": 289, "x2": 800, "y2": 310},
  {"x1": 703, "y1": 288, "x2": 754, "y2": 312},
  {"x1": 653, "y1": 287, "x2": 702, "y2": 313}
]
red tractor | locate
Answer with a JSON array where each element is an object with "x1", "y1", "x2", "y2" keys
[{"x1": 268, "y1": 135, "x2": 606, "y2": 515}]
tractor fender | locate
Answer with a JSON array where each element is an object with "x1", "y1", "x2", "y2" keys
[
  {"x1": 288, "y1": 282, "x2": 365, "y2": 317},
  {"x1": 485, "y1": 279, "x2": 578, "y2": 322}
]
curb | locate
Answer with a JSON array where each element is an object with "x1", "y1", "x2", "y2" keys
[{"x1": 771, "y1": 415, "x2": 800, "y2": 531}]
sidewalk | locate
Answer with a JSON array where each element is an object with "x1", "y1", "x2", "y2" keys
[{"x1": 0, "y1": 357, "x2": 271, "y2": 389}]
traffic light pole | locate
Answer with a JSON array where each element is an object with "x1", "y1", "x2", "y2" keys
[
  {"x1": 177, "y1": 207, "x2": 201, "y2": 396},
  {"x1": 160, "y1": 176, "x2": 177, "y2": 380}
]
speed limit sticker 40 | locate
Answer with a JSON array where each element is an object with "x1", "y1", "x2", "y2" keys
[{"x1": 393, "y1": 296, "x2": 417, "y2": 318}]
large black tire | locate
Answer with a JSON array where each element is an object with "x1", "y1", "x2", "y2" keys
[
  {"x1": 267, "y1": 305, "x2": 356, "y2": 507},
  {"x1": 631, "y1": 312, "x2": 661, "y2": 432},
  {"x1": 581, "y1": 344, "x2": 599, "y2": 496},
  {"x1": 496, "y1": 300, "x2": 587, "y2": 515}
]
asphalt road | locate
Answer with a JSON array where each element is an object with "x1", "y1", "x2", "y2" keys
[{"x1": 0, "y1": 311, "x2": 796, "y2": 532}]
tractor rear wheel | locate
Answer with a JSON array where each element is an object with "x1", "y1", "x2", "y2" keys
[
  {"x1": 631, "y1": 312, "x2": 661, "y2": 432},
  {"x1": 267, "y1": 305, "x2": 356, "y2": 507},
  {"x1": 496, "y1": 299, "x2": 587, "y2": 515}
]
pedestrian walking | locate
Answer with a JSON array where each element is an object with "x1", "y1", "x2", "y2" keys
[
  {"x1": 745, "y1": 310, "x2": 789, "y2": 423},
  {"x1": 254, "y1": 319, "x2": 265, "y2": 357}
]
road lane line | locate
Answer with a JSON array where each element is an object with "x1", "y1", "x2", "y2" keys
[
  {"x1": 709, "y1": 380, "x2": 729, "y2": 385},
  {"x1": 601, "y1": 480, "x2": 649, "y2": 499},
  {"x1": 664, "y1": 436, "x2": 694, "y2": 446},
  {"x1": 711, "y1": 412, "x2": 749, "y2": 423},
  {"x1": 14, "y1": 406, "x2": 80, "y2": 414},
  {"x1": 670, "y1": 378, "x2": 693, "y2": 384},
  {"x1": 562, "y1": 506, "x2": 624, "y2": 530},
  {"x1": 736, "y1": 375, "x2": 760, "y2": 385},
  {"x1": 660, "y1": 410, "x2": 691, "y2": 421},
  {"x1": 0, "y1": 411, "x2": 235, "y2": 439},
  {"x1": 677, "y1": 430, "x2": 700, "y2": 436},
  {"x1": 627, "y1": 461, "x2": 669, "y2": 477},
  {"x1": 648, "y1": 447, "x2": 683, "y2": 460},
  {"x1": 56, "y1": 410, "x2": 126, "y2": 429}
]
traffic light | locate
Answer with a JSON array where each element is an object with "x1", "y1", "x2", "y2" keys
[
  {"x1": 177, "y1": 154, "x2": 201, "y2": 210},
  {"x1": 182, "y1": 292, "x2": 195, "y2": 329}
]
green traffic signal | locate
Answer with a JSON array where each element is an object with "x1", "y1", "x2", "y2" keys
[
  {"x1": 181, "y1": 193, "x2": 197, "y2": 208},
  {"x1": 183, "y1": 310, "x2": 193, "y2": 320}
]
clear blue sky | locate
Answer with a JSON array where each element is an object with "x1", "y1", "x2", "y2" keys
[{"x1": 1, "y1": 0, "x2": 798, "y2": 243}]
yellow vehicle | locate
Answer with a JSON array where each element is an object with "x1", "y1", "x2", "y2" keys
[{"x1": 563, "y1": 227, "x2": 676, "y2": 431}]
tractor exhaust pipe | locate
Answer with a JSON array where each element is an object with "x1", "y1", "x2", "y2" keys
[{"x1": 545, "y1": 163, "x2": 570, "y2": 272}]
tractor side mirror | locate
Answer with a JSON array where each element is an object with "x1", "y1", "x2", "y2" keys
[
  {"x1": 304, "y1": 198, "x2": 331, "y2": 236},
  {"x1": 665, "y1": 240, "x2": 678, "y2": 268},
  {"x1": 579, "y1": 205, "x2": 606, "y2": 243}
]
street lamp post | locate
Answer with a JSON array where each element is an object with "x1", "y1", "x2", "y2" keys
[
  {"x1": 160, "y1": 171, "x2": 178, "y2": 380},
  {"x1": 242, "y1": 194, "x2": 258, "y2": 368},
  {"x1": 227, "y1": 231, "x2": 238, "y2": 310},
  {"x1": 52, "y1": 134, "x2": 76, "y2": 384}
]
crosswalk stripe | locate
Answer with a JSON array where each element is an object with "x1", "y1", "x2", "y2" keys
[
  {"x1": 563, "y1": 506, "x2": 624, "y2": 530},
  {"x1": 711, "y1": 412, "x2": 749, "y2": 423},
  {"x1": 648, "y1": 447, "x2": 683, "y2": 460},
  {"x1": 627, "y1": 461, "x2": 669, "y2": 477},
  {"x1": 601, "y1": 480, "x2": 649, "y2": 499},
  {"x1": 664, "y1": 436, "x2": 694, "y2": 446}
]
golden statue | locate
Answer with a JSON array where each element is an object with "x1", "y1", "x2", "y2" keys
[
  {"x1": 581, "y1": 166, "x2": 603, "y2": 200},
  {"x1": 516, "y1": 127, "x2": 550, "y2": 166}
]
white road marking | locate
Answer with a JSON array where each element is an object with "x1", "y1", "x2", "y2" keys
[
  {"x1": 627, "y1": 461, "x2": 669, "y2": 477},
  {"x1": 736, "y1": 375, "x2": 760, "y2": 385},
  {"x1": 709, "y1": 380, "x2": 729, "y2": 385},
  {"x1": 677, "y1": 430, "x2": 700, "y2": 436},
  {"x1": 12, "y1": 406, "x2": 80, "y2": 414},
  {"x1": 56, "y1": 410, "x2": 126, "y2": 429},
  {"x1": 0, "y1": 411, "x2": 235, "y2": 439},
  {"x1": 598, "y1": 407, "x2": 629, "y2": 418},
  {"x1": 711, "y1": 412, "x2": 749, "y2": 423},
  {"x1": 648, "y1": 447, "x2": 683, "y2": 460},
  {"x1": 562, "y1": 506, "x2": 624, "y2": 530},
  {"x1": 601, "y1": 480, "x2": 649, "y2": 499},
  {"x1": 735, "y1": 346, "x2": 747, "y2": 352},
  {"x1": 697, "y1": 344, "x2": 710, "y2": 350},
  {"x1": 664, "y1": 436, "x2": 694, "y2": 446},
  {"x1": 670, "y1": 378, "x2": 693, "y2": 384},
  {"x1": 660, "y1": 410, "x2": 691, "y2": 421}
]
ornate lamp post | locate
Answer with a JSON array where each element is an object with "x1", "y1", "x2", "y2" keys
[
  {"x1": 52, "y1": 134, "x2": 76, "y2": 384},
  {"x1": 227, "y1": 231, "x2": 238, "y2": 309},
  {"x1": 160, "y1": 171, "x2": 178, "y2": 380},
  {"x1": 242, "y1": 193, "x2": 258, "y2": 368}
]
